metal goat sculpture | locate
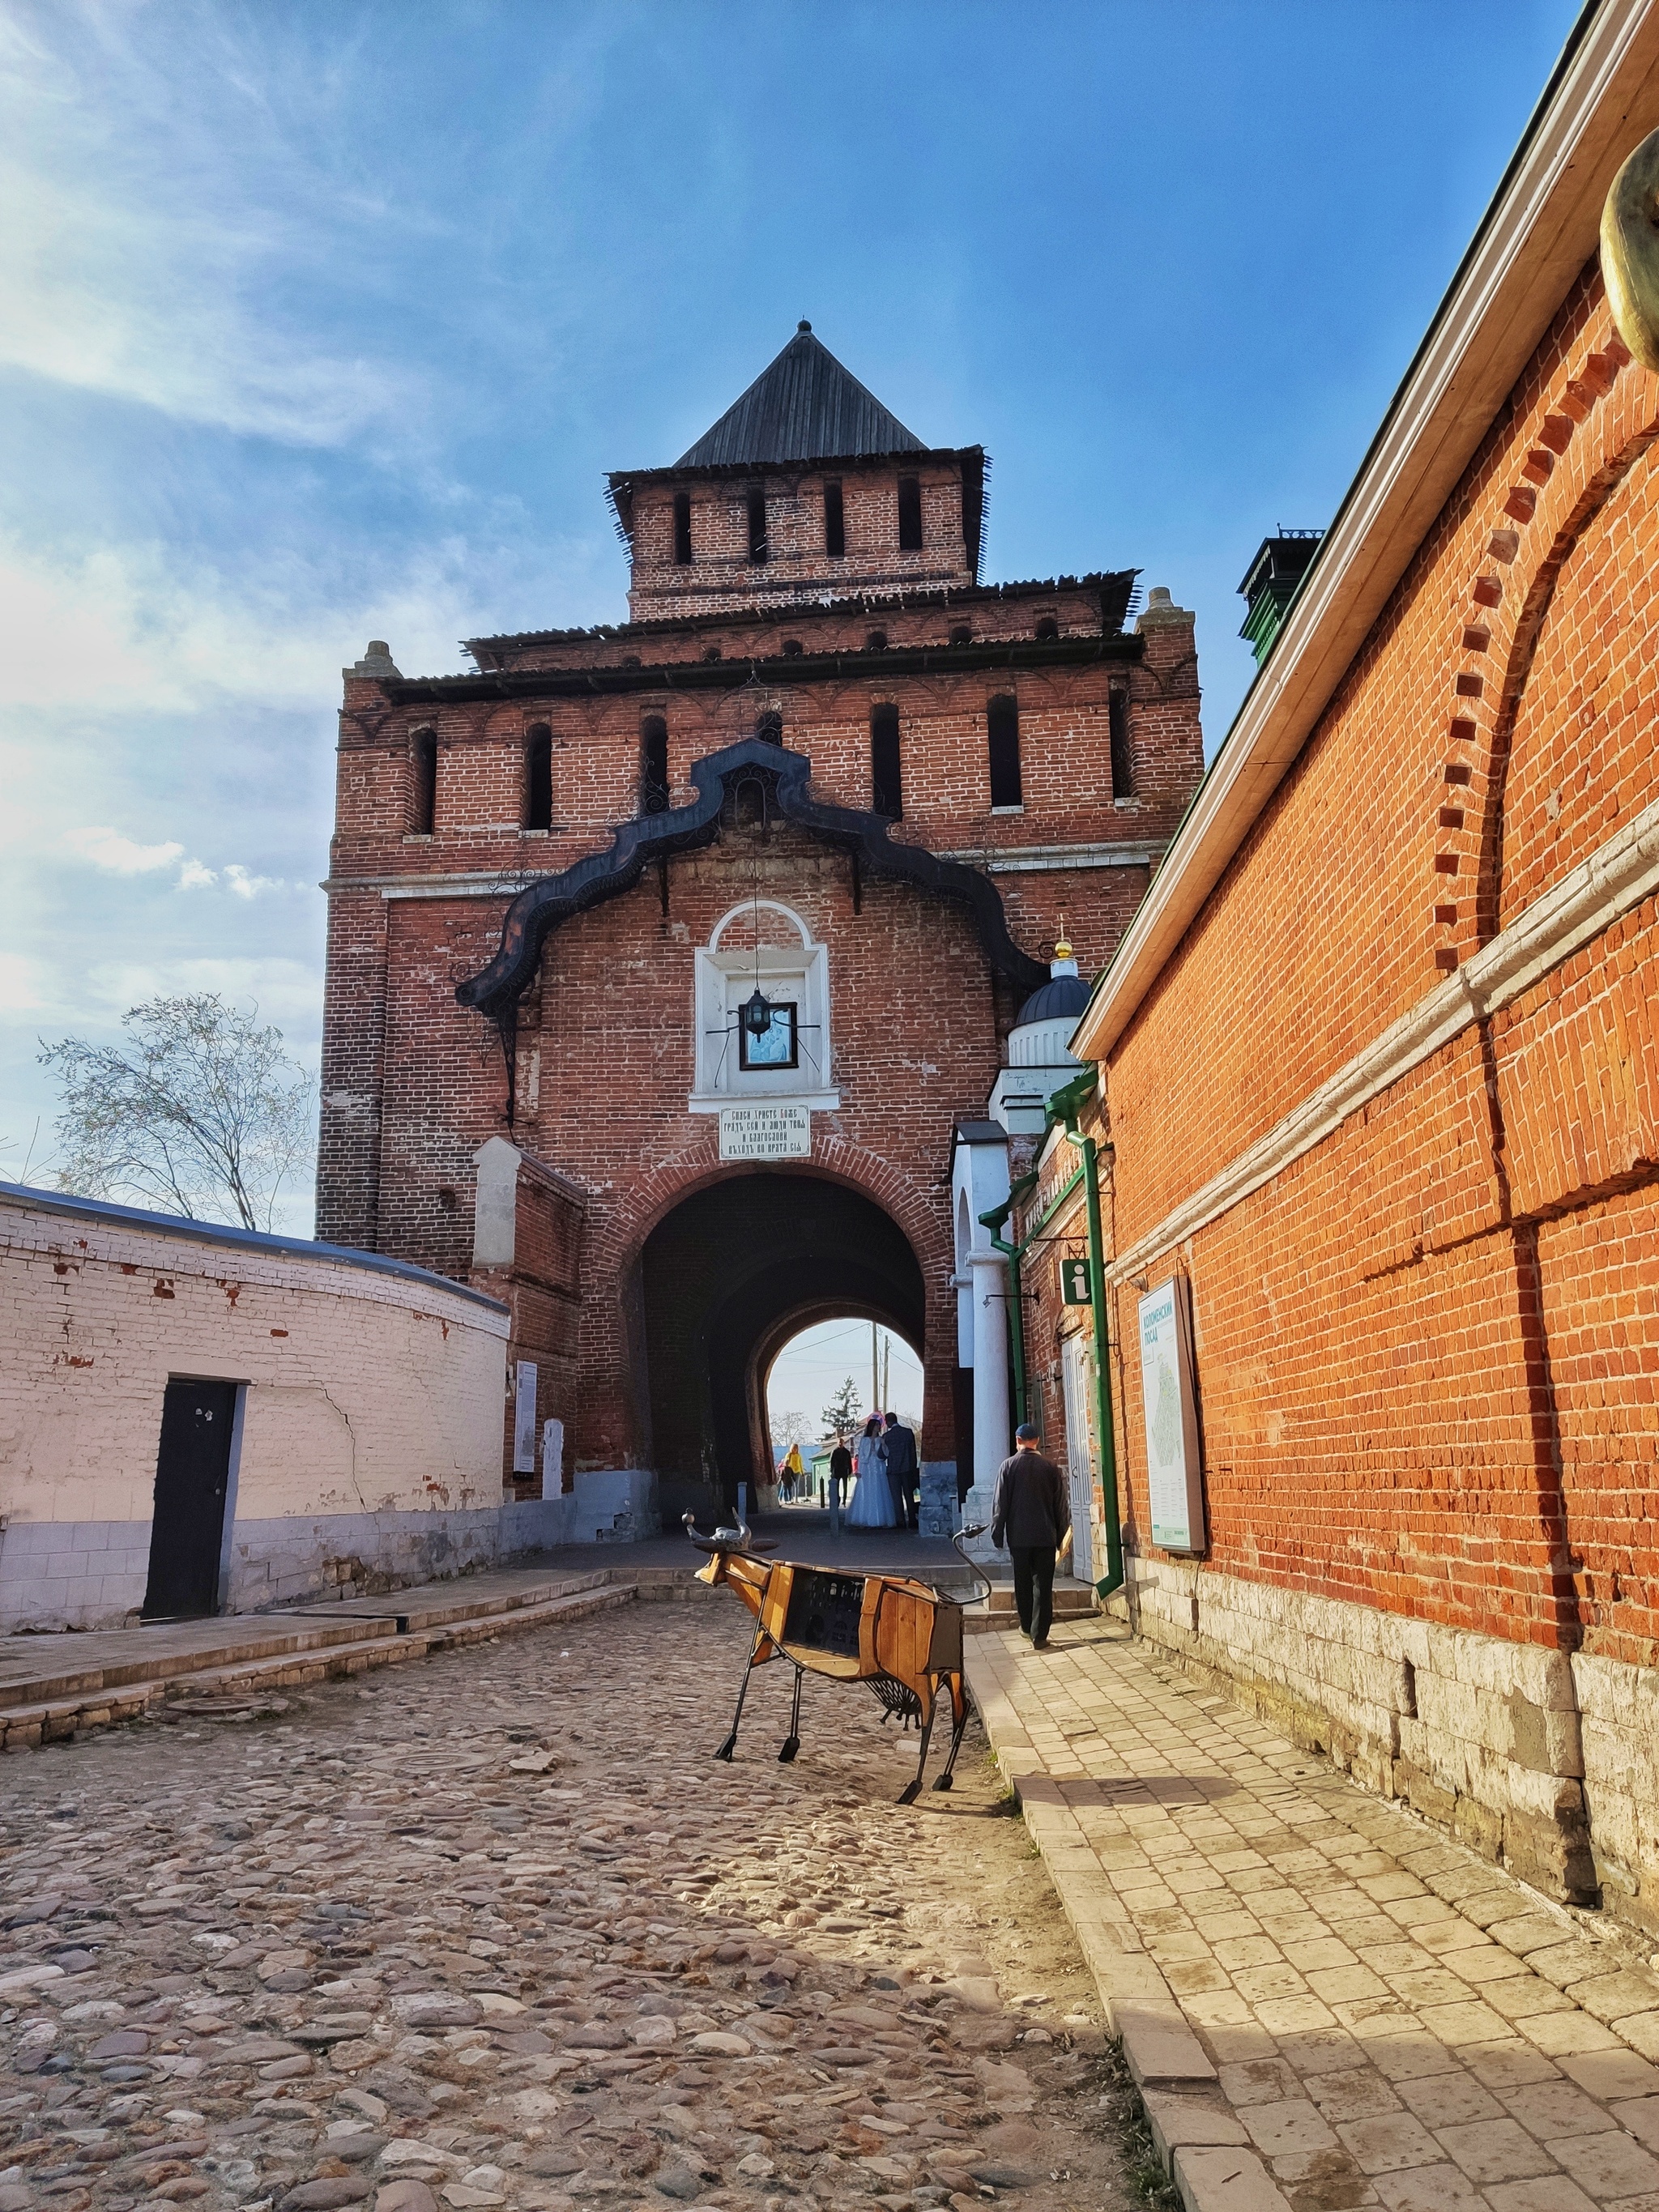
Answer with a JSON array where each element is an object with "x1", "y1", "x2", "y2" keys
[{"x1": 684, "y1": 1515, "x2": 990, "y2": 1803}]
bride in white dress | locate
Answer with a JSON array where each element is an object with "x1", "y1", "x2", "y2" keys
[{"x1": 845, "y1": 1415, "x2": 897, "y2": 1528}]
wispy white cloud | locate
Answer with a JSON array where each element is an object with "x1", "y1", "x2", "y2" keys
[
  {"x1": 0, "y1": 527, "x2": 599, "y2": 719},
  {"x1": 77, "y1": 957, "x2": 325, "y2": 1052},
  {"x1": 0, "y1": 8, "x2": 419, "y2": 446},
  {"x1": 223, "y1": 864, "x2": 284, "y2": 899},
  {"x1": 62, "y1": 825, "x2": 292, "y2": 900},
  {"x1": 63, "y1": 825, "x2": 184, "y2": 874},
  {"x1": 0, "y1": 953, "x2": 45, "y2": 1016},
  {"x1": 61, "y1": 827, "x2": 298, "y2": 902}
]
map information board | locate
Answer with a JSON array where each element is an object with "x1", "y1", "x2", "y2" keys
[{"x1": 1137, "y1": 1278, "x2": 1206, "y2": 1554}]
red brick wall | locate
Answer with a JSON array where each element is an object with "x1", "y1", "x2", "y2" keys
[
  {"x1": 471, "y1": 1157, "x2": 585, "y2": 1495},
  {"x1": 1073, "y1": 262, "x2": 1659, "y2": 1670},
  {"x1": 626, "y1": 458, "x2": 974, "y2": 620}
]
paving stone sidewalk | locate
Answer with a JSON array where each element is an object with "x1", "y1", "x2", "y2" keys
[{"x1": 969, "y1": 1618, "x2": 1659, "y2": 2212}]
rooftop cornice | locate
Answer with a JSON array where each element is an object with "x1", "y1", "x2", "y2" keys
[
  {"x1": 464, "y1": 568, "x2": 1136, "y2": 657},
  {"x1": 1073, "y1": 0, "x2": 1659, "y2": 1066},
  {"x1": 605, "y1": 442, "x2": 985, "y2": 490},
  {"x1": 386, "y1": 629, "x2": 1144, "y2": 709}
]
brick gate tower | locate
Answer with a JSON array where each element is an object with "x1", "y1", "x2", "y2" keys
[{"x1": 317, "y1": 324, "x2": 1204, "y2": 1531}]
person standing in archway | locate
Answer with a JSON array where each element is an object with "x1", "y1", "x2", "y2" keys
[
  {"x1": 847, "y1": 1416, "x2": 894, "y2": 1528},
  {"x1": 880, "y1": 1409, "x2": 919, "y2": 1532}
]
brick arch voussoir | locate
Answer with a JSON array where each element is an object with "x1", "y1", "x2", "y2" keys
[
  {"x1": 590, "y1": 1128, "x2": 951, "y2": 1297},
  {"x1": 1475, "y1": 410, "x2": 1659, "y2": 944}
]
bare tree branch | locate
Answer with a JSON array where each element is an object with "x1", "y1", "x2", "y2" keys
[{"x1": 38, "y1": 995, "x2": 314, "y2": 1233}]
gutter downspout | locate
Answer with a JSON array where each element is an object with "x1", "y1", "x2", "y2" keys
[{"x1": 1054, "y1": 1072, "x2": 1124, "y2": 1599}]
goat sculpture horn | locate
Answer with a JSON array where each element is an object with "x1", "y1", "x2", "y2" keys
[{"x1": 681, "y1": 1513, "x2": 778, "y2": 1556}]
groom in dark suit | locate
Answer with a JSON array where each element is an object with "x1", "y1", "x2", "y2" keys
[{"x1": 879, "y1": 1412, "x2": 919, "y2": 1530}]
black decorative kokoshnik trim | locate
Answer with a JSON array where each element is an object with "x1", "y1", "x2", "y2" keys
[{"x1": 454, "y1": 736, "x2": 1050, "y2": 1025}]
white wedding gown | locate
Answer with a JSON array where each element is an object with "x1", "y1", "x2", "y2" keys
[{"x1": 845, "y1": 1432, "x2": 897, "y2": 1528}]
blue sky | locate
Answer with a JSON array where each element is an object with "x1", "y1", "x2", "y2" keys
[
  {"x1": 0, "y1": 0, "x2": 1583, "y2": 1225},
  {"x1": 766, "y1": 1319, "x2": 924, "y2": 1451}
]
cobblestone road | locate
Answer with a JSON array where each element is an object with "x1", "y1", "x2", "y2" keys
[{"x1": 0, "y1": 1596, "x2": 1145, "y2": 2212}]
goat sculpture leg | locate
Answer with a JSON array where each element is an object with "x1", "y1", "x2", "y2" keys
[
  {"x1": 898, "y1": 1707, "x2": 936, "y2": 1805},
  {"x1": 714, "y1": 1629, "x2": 766, "y2": 1762},
  {"x1": 778, "y1": 1665, "x2": 804, "y2": 1762},
  {"x1": 931, "y1": 1677, "x2": 974, "y2": 1792}
]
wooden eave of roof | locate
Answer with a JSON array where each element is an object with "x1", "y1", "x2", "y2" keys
[
  {"x1": 386, "y1": 629, "x2": 1145, "y2": 710},
  {"x1": 606, "y1": 442, "x2": 984, "y2": 492},
  {"x1": 464, "y1": 567, "x2": 1137, "y2": 662}
]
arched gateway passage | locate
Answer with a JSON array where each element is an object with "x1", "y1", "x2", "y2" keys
[{"x1": 640, "y1": 1171, "x2": 925, "y2": 1522}]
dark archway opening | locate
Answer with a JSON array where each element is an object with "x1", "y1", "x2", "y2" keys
[{"x1": 640, "y1": 1172, "x2": 925, "y2": 1523}]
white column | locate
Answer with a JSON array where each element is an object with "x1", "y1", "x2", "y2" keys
[{"x1": 966, "y1": 1247, "x2": 1011, "y2": 1546}]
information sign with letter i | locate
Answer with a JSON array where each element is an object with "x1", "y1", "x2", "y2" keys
[{"x1": 1061, "y1": 1256, "x2": 1094, "y2": 1305}]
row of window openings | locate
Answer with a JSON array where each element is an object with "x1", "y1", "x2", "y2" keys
[
  {"x1": 406, "y1": 695, "x2": 1134, "y2": 834},
  {"x1": 673, "y1": 475, "x2": 925, "y2": 567}
]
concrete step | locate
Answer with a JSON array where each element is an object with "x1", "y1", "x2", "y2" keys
[
  {"x1": 280, "y1": 1566, "x2": 616, "y2": 1634},
  {"x1": 965, "y1": 1575, "x2": 1099, "y2": 1634},
  {"x1": 0, "y1": 1575, "x2": 637, "y2": 1751}
]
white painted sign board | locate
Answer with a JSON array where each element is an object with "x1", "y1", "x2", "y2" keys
[
  {"x1": 513, "y1": 1360, "x2": 539, "y2": 1476},
  {"x1": 718, "y1": 1102, "x2": 811, "y2": 1161},
  {"x1": 1137, "y1": 1279, "x2": 1205, "y2": 1555}
]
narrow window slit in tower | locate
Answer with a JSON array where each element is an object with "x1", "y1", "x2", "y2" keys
[
  {"x1": 1109, "y1": 691, "x2": 1133, "y2": 799},
  {"x1": 640, "y1": 714, "x2": 669, "y2": 814},
  {"x1": 524, "y1": 724, "x2": 552, "y2": 832},
  {"x1": 897, "y1": 475, "x2": 923, "y2": 551},
  {"x1": 672, "y1": 492, "x2": 693, "y2": 566},
  {"x1": 871, "y1": 703, "x2": 902, "y2": 819},
  {"x1": 824, "y1": 480, "x2": 845, "y2": 558},
  {"x1": 410, "y1": 728, "x2": 437, "y2": 835},
  {"x1": 987, "y1": 694, "x2": 1022, "y2": 808},
  {"x1": 748, "y1": 488, "x2": 768, "y2": 565}
]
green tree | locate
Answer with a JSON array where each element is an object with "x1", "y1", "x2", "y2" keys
[
  {"x1": 39, "y1": 994, "x2": 314, "y2": 1233},
  {"x1": 821, "y1": 1376, "x2": 862, "y2": 1443}
]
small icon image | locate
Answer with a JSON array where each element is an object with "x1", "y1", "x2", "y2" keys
[{"x1": 1062, "y1": 1257, "x2": 1094, "y2": 1306}]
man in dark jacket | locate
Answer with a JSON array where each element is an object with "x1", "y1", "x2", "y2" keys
[
  {"x1": 879, "y1": 1412, "x2": 919, "y2": 1529},
  {"x1": 829, "y1": 1437, "x2": 853, "y2": 1513},
  {"x1": 990, "y1": 1423, "x2": 1072, "y2": 1650}
]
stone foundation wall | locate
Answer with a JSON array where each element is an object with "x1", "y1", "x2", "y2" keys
[{"x1": 1111, "y1": 1554, "x2": 1613, "y2": 1916}]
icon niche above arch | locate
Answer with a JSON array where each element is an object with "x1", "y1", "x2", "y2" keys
[
  {"x1": 453, "y1": 732, "x2": 1048, "y2": 1121},
  {"x1": 693, "y1": 898, "x2": 835, "y2": 1112}
]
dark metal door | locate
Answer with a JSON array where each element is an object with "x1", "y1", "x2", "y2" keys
[{"x1": 141, "y1": 1379, "x2": 237, "y2": 1620}]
